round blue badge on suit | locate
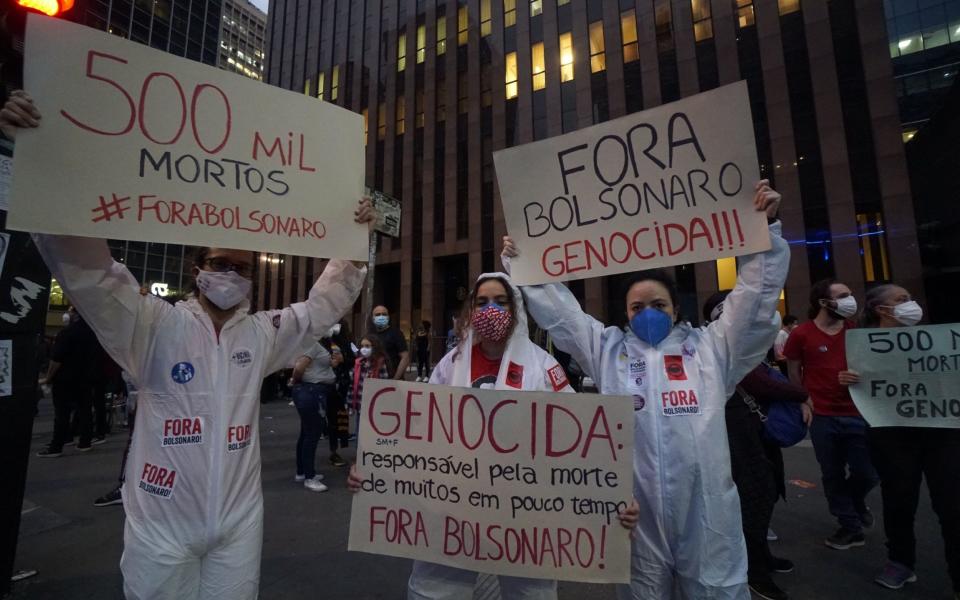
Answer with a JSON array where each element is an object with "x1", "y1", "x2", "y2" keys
[{"x1": 171, "y1": 362, "x2": 195, "y2": 384}]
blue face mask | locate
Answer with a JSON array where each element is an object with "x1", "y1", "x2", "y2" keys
[
  {"x1": 373, "y1": 315, "x2": 389, "y2": 329},
  {"x1": 629, "y1": 308, "x2": 673, "y2": 347}
]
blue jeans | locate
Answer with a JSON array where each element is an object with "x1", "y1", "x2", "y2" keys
[
  {"x1": 293, "y1": 383, "x2": 331, "y2": 479},
  {"x1": 809, "y1": 415, "x2": 879, "y2": 532}
]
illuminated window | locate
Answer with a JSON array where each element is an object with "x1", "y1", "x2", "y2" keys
[
  {"x1": 416, "y1": 24, "x2": 426, "y2": 63},
  {"x1": 415, "y1": 89, "x2": 424, "y2": 128},
  {"x1": 691, "y1": 0, "x2": 712, "y2": 41},
  {"x1": 621, "y1": 10, "x2": 639, "y2": 63},
  {"x1": 397, "y1": 31, "x2": 407, "y2": 72},
  {"x1": 589, "y1": 21, "x2": 606, "y2": 73},
  {"x1": 737, "y1": 0, "x2": 755, "y2": 28},
  {"x1": 458, "y1": 5, "x2": 468, "y2": 46},
  {"x1": 437, "y1": 14, "x2": 447, "y2": 55},
  {"x1": 505, "y1": 51, "x2": 518, "y2": 99},
  {"x1": 901, "y1": 128, "x2": 918, "y2": 143},
  {"x1": 530, "y1": 0, "x2": 542, "y2": 17},
  {"x1": 317, "y1": 71, "x2": 325, "y2": 100},
  {"x1": 303, "y1": 77, "x2": 312, "y2": 96},
  {"x1": 531, "y1": 42, "x2": 546, "y2": 90},
  {"x1": 362, "y1": 108, "x2": 369, "y2": 145},
  {"x1": 504, "y1": 0, "x2": 516, "y2": 28},
  {"x1": 437, "y1": 77, "x2": 447, "y2": 121},
  {"x1": 480, "y1": 0, "x2": 491, "y2": 37},
  {"x1": 558, "y1": 0, "x2": 569, "y2": 4},
  {"x1": 330, "y1": 65, "x2": 340, "y2": 101},
  {"x1": 377, "y1": 102, "x2": 386, "y2": 140},
  {"x1": 396, "y1": 96, "x2": 406, "y2": 135},
  {"x1": 778, "y1": 0, "x2": 800, "y2": 15},
  {"x1": 716, "y1": 257, "x2": 737, "y2": 291},
  {"x1": 559, "y1": 32, "x2": 574, "y2": 82},
  {"x1": 857, "y1": 213, "x2": 891, "y2": 283}
]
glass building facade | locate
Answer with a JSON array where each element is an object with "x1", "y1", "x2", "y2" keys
[
  {"x1": 219, "y1": 0, "x2": 267, "y2": 80},
  {"x1": 260, "y1": 0, "x2": 923, "y2": 347}
]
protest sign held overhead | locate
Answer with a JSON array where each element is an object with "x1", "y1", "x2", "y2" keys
[
  {"x1": 846, "y1": 324, "x2": 960, "y2": 428},
  {"x1": 7, "y1": 15, "x2": 366, "y2": 261},
  {"x1": 348, "y1": 379, "x2": 635, "y2": 584},
  {"x1": 493, "y1": 81, "x2": 768, "y2": 285}
]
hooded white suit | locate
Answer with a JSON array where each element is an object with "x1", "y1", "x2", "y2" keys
[
  {"x1": 34, "y1": 234, "x2": 365, "y2": 600},
  {"x1": 406, "y1": 272, "x2": 572, "y2": 600},
  {"x1": 513, "y1": 222, "x2": 789, "y2": 599}
]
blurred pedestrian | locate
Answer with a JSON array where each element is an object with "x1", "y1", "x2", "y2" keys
[
  {"x1": 290, "y1": 330, "x2": 342, "y2": 492},
  {"x1": 414, "y1": 321, "x2": 431, "y2": 382},
  {"x1": 370, "y1": 305, "x2": 409, "y2": 380},
  {"x1": 773, "y1": 315, "x2": 798, "y2": 376},
  {"x1": 349, "y1": 334, "x2": 391, "y2": 439}
]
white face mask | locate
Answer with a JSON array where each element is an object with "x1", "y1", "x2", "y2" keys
[
  {"x1": 196, "y1": 270, "x2": 251, "y2": 310},
  {"x1": 829, "y1": 296, "x2": 858, "y2": 319},
  {"x1": 359, "y1": 346, "x2": 373, "y2": 358},
  {"x1": 62, "y1": 312, "x2": 72, "y2": 325},
  {"x1": 887, "y1": 300, "x2": 923, "y2": 326}
]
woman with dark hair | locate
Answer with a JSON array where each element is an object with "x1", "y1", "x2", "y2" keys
[
  {"x1": 840, "y1": 285, "x2": 959, "y2": 595},
  {"x1": 414, "y1": 320, "x2": 431, "y2": 382},
  {"x1": 349, "y1": 271, "x2": 640, "y2": 599},
  {"x1": 348, "y1": 333, "x2": 391, "y2": 439},
  {"x1": 504, "y1": 180, "x2": 788, "y2": 600}
]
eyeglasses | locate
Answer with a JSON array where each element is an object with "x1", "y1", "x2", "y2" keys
[{"x1": 203, "y1": 257, "x2": 254, "y2": 278}]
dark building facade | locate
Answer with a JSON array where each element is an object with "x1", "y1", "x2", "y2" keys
[{"x1": 262, "y1": 0, "x2": 923, "y2": 347}]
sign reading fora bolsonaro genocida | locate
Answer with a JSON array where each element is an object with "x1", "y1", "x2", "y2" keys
[
  {"x1": 492, "y1": 81, "x2": 769, "y2": 285},
  {"x1": 7, "y1": 15, "x2": 366, "y2": 261},
  {"x1": 846, "y1": 324, "x2": 960, "y2": 429},
  {"x1": 347, "y1": 380, "x2": 635, "y2": 584}
]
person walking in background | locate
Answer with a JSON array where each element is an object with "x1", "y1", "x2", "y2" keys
[
  {"x1": 840, "y1": 284, "x2": 959, "y2": 596},
  {"x1": 414, "y1": 321, "x2": 431, "y2": 382},
  {"x1": 370, "y1": 305, "x2": 410, "y2": 380},
  {"x1": 445, "y1": 317, "x2": 459, "y2": 352},
  {"x1": 773, "y1": 315, "x2": 799, "y2": 376},
  {"x1": 290, "y1": 331, "x2": 342, "y2": 493},
  {"x1": 784, "y1": 279, "x2": 879, "y2": 551},
  {"x1": 349, "y1": 334, "x2": 391, "y2": 440}
]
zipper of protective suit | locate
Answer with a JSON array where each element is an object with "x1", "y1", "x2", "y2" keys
[
  {"x1": 650, "y1": 346, "x2": 670, "y2": 541},
  {"x1": 207, "y1": 319, "x2": 227, "y2": 549}
]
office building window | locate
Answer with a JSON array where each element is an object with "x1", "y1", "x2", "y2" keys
[
  {"x1": 736, "y1": 0, "x2": 755, "y2": 28},
  {"x1": 621, "y1": 10, "x2": 640, "y2": 63},
  {"x1": 396, "y1": 96, "x2": 406, "y2": 134},
  {"x1": 303, "y1": 77, "x2": 311, "y2": 95},
  {"x1": 458, "y1": 5, "x2": 468, "y2": 46},
  {"x1": 530, "y1": 0, "x2": 542, "y2": 18},
  {"x1": 691, "y1": 0, "x2": 713, "y2": 41},
  {"x1": 779, "y1": 0, "x2": 800, "y2": 15},
  {"x1": 505, "y1": 51, "x2": 518, "y2": 98},
  {"x1": 416, "y1": 89, "x2": 425, "y2": 127},
  {"x1": 362, "y1": 108, "x2": 369, "y2": 144},
  {"x1": 417, "y1": 24, "x2": 426, "y2": 63},
  {"x1": 458, "y1": 75, "x2": 468, "y2": 113},
  {"x1": 857, "y1": 213, "x2": 891, "y2": 282},
  {"x1": 532, "y1": 42, "x2": 546, "y2": 90},
  {"x1": 589, "y1": 21, "x2": 606, "y2": 73},
  {"x1": 481, "y1": 0, "x2": 491, "y2": 36},
  {"x1": 504, "y1": 0, "x2": 516, "y2": 27},
  {"x1": 559, "y1": 32, "x2": 574, "y2": 82},
  {"x1": 397, "y1": 31, "x2": 407, "y2": 72},
  {"x1": 716, "y1": 257, "x2": 736, "y2": 291},
  {"x1": 377, "y1": 102, "x2": 386, "y2": 140},
  {"x1": 330, "y1": 65, "x2": 340, "y2": 101},
  {"x1": 437, "y1": 12, "x2": 447, "y2": 55},
  {"x1": 317, "y1": 71, "x2": 325, "y2": 100}
]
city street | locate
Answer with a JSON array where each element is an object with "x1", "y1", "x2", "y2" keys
[{"x1": 9, "y1": 395, "x2": 954, "y2": 600}]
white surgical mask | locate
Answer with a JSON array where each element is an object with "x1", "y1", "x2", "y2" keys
[
  {"x1": 888, "y1": 301, "x2": 923, "y2": 326},
  {"x1": 359, "y1": 347, "x2": 373, "y2": 358},
  {"x1": 373, "y1": 315, "x2": 389, "y2": 329},
  {"x1": 62, "y1": 312, "x2": 72, "y2": 325},
  {"x1": 196, "y1": 270, "x2": 251, "y2": 310},
  {"x1": 831, "y1": 296, "x2": 858, "y2": 319}
]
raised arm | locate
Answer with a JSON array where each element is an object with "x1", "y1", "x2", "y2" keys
[{"x1": 32, "y1": 234, "x2": 169, "y2": 378}]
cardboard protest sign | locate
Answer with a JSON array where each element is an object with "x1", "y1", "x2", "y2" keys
[
  {"x1": 846, "y1": 324, "x2": 960, "y2": 428},
  {"x1": 493, "y1": 81, "x2": 768, "y2": 285},
  {"x1": 7, "y1": 15, "x2": 366, "y2": 260},
  {"x1": 348, "y1": 380, "x2": 635, "y2": 583}
]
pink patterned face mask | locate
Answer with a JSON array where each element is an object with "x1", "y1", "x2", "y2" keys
[{"x1": 471, "y1": 302, "x2": 512, "y2": 342}]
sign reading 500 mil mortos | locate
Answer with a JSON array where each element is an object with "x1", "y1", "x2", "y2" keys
[
  {"x1": 6, "y1": 15, "x2": 366, "y2": 260},
  {"x1": 493, "y1": 80, "x2": 769, "y2": 285},
  {"x1": 846, "y1": 324, "x2": 960, "y2": 428}
]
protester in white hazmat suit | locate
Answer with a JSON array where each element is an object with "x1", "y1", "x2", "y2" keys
[
  {"x1": 503, "y1": 180, "x2": 789, "y2": 599},
  {"x1": 1, "y1": 91, "x2": 373, "y2": 600},
  {"x1": 349, "y1": 272, "x2": 640, "y2": 600}
]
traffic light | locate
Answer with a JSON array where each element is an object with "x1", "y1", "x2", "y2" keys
[{"x1": 15, "y1": 0, "x2": 74, "y2": 17}]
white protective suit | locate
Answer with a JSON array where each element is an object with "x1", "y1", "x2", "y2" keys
[
  {"x1": 407, "y1": 272, "x2": 572, "y2": 600},
  {"x1": 34, "y1": 235, "x2": 365, "y2": 600},
  {"x1": 514, "y1": 222, "x2": 789, "y2": 599}
]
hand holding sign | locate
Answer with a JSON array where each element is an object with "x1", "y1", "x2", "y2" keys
[{"x1": 0, "y1": 91, "x2": 40, "y2": 139}]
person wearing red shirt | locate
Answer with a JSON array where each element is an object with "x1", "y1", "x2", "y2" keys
[{"x1": 784, "y1": 279, "x2": 879, "y2": 552}]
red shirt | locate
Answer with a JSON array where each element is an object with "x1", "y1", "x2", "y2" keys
[
  {"x1": 471, "y1": 345, "x2": 501, "y2": 388},
  {"x1": 782, "y1": 320, "x2": 859, "y2": 417}
]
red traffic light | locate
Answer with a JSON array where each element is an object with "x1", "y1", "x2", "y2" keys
[{"x1": 16, "y1": 0, "x2": 74, "y2": 16}]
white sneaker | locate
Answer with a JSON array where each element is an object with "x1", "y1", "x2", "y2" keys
[
  {"x1": 294, "y1": 474, "x2": 306, "y2": 482},
  {"x1": 304, "y1": 477, "x2": 328, "y2": 492}
]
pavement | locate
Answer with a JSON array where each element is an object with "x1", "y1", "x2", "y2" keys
[{"x1": 8, "y1": 394, "x2": 955, "y2": 599}]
